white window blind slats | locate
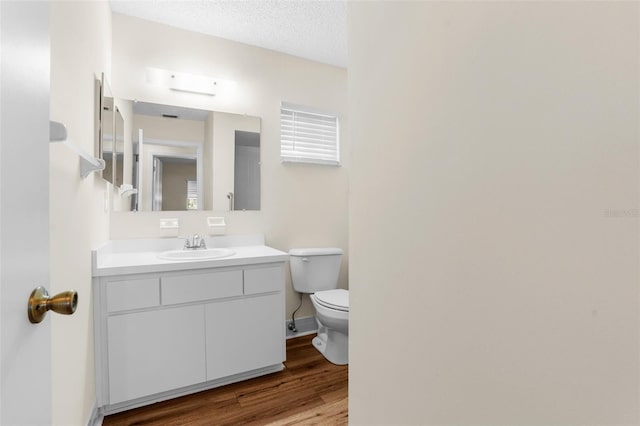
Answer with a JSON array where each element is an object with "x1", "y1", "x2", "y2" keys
[
  {"x1": 282, "y1": 117, "x2": 336, "y2": 127},
  {"x1": 187, "y1": 180, "x2": 197, "y2": 198},
  {"x1": 281, "y1": 128, "x2": 337, "y2": 139},
  {"x1": 281, "y1": 124, "x2": 337, "y2": 135},
  {"x1": 186, "y1": 180, "x2": 198, "y2": 210},
  {"x1": 280, "y1": 104, "x2": 340, "y2": 166},
  {"x1": 281, "y1": 118, "x2": 336, "y2": 131},
  {"x1": 281, "y1": 141, "x2": 337, "y2": 152},
  {"x1": 281, "y1": 135, "x2": 337, "y2": 146},
  {"x1": 281, "y1": 109, "x2": 335, "y2": 122}
]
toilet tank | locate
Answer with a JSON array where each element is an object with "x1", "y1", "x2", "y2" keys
[{"x1": 289, "y1": 248, "x2": 343, "y2": 293}]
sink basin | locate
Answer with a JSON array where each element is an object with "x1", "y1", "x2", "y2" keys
[{"x1": 157, "y1": 248, "x2": 236, "y2": 261}]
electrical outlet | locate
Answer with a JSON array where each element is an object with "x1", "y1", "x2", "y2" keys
[{"x1": 159, "y1": 218, "x2": 179, "y2": 229}]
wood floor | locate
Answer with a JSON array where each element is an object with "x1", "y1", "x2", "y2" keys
[{"x1": 103, "y1": 335, "x2": 348, "y2": 426}]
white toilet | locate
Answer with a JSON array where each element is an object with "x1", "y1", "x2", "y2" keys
[{"x1": 289, "y1": 248, "x2": 348, "y2": 365}]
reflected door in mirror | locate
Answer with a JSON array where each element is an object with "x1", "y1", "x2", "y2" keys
[
  {"x1": 151, "y1": 156, "x2": 198, "y2": 211},
  {"x1": 234, "y1": 131, "x2": 260, "y2": 210}
]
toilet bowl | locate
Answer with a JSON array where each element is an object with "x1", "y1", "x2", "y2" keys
[
  {"x1": 310, "y1": 289, "x2": 349, "y2": 365},
  {"x1": 289, "y1": 248, "x2": 349, "y2": 365}
]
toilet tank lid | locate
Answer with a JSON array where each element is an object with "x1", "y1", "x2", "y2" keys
[{"x1": 289, "y1": 248, "x2": 343, "y2": 256}]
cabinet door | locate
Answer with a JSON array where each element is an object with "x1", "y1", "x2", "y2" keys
[
  {"x1": 107, "y1": 305, "x2": 206, "y2": 404},
  {"x1": 205, "y1": 294, "x2": 284, "y2": 381}
]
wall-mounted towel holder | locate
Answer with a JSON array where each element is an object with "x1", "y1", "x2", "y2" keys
[
  {"x1": 50, "y1": 121, "x2": 105, "y2": 178},
  {"x1": 119, "y1": 184, "x2": 138, "y2": 197}
]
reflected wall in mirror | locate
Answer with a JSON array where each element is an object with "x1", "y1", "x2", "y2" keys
[
  {"x1": 100, "y1": 76, "x2": 114, "y2": 184},
  {"x1": 127, "y1": 101, "x2": 261, "y2": 212}
]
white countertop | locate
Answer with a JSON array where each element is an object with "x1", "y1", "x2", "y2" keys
[{"x1": 92, "y1": 235, "x2": 288, "y2": 277}]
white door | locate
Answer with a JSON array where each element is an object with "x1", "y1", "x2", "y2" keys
[{"x1": 0, "y1": 1, "x2": 52, "y2": 425}]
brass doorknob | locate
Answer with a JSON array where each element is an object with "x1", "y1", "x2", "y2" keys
[{"x1": 28, "y1": 286, "x2": 78, "y2": 324}]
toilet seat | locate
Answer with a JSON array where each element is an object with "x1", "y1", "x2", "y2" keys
[{"x1": 313, "y1": 289, "x2": 349, "y2": 312}]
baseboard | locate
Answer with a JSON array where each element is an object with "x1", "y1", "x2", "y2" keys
[
  {"x1": 87, "y1": 401, "x2": 103, "y2": 426},
  {"x1": 286, "y1": 316, "x2": 318, "y2": 339},
  {"x1": 102, "y1": 364, "x2": 283, "y2": 415}
]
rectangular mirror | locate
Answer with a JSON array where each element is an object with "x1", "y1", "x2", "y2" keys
[{"x1": 123, "y1": 101, "x2": 261, "y2": 212}]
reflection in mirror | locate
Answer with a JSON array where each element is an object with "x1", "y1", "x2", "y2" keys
[
  {"x1": 100, "y1": 77, "x2": 114, "y2": 184},
  {"x1": 133, "y1": 101, "x2": 205, "y2": 211},
  {"x1": 234, "y1": 131, "x2": 260, "y2": 210},
  {"x1": 152, "y1": 156, "x2": 198, "y2": 211},
  {"x1": 125, "y1": 101, "x2": 261, "y2": 212},
  {"x1": 115, "y1": 107, "x2": 125, "y2": 188}
]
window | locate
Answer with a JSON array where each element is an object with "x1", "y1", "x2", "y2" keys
[
  {"x1": 280, "y1": 102, "x2": 340, "y2": 166},
  {"x1": 186, "y1": 180, "x2": 198, "y2": 210}
]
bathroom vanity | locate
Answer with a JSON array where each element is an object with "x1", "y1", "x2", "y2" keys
[{"x1": 92, "y1": 235, "x2": 287, "y2": 414}]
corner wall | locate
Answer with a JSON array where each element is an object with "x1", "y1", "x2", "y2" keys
[
  {"x1": 50, "y1": 2, "x2": 112, "y2": 424},
  {"x1": 109, "y1": 13, "x2": 349, "y2": 320},
  {"x1": 348, "y1": 2, "x2": 639, "y2": 424}
]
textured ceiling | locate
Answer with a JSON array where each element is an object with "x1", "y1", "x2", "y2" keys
[{"x1": 109, "y1": 0, "x2": 347, "y2": 68}]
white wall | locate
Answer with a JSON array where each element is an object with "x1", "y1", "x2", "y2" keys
[
  {"x1": 49, "y1": 1, "x2": 112, "y2": 425},
  {"x1": 110, "y1": 13, "x2": 349, "y2": 319},
  {"x1": 348, "y1": 2, "x2": 639, "y2": 424},
  {"x1": 134, "y1": 113, "x2": 205, "y2": 142}
]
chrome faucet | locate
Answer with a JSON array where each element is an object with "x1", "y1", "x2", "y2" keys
[{"x1": 184, "y1": 234, "x2": 207, "y2": 250}]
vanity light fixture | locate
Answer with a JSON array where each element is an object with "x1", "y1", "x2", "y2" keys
[
  {"x1": 169, "y1": 72, "x2": 217, "y2": 96},
  {"x1": 145, "y1": 67, "x2": 236, "y2": 97}
]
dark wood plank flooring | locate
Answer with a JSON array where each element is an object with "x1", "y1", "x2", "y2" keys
[{"x1": 103, "y1": 335, "x2": 348, "y2": 426}]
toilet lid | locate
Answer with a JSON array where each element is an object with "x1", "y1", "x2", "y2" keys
[{"x1": 314, "y1": 289, "x2": 349, "y2": 312}]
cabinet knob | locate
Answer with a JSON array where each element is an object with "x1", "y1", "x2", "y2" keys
[{"x1": 28, "y1": 286, "x2": 78, "y2": 324}]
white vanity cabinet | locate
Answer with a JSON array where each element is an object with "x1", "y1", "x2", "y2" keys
[{"x1": 93, "y1": 261, "x2": 286, "y2": 414}]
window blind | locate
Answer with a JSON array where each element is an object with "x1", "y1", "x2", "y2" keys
[
  {"x1": 187, "y1": 180, "x2": 198, "y2": 210},
  {"x1": 280, "y1": 102, "x2": 340, "y2": 166}
]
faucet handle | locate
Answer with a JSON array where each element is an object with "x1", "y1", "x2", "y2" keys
[{"x1": 183, "y1": 234, "x2": 206, "y2": 249}]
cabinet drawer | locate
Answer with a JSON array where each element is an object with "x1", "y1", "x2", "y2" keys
[
  {"x1": 244, "y1": 266, "x2": 283, "y2": 295},
  {"x1": 162, "y1": 270, "x2": 243, "y2": 305},
  {"x1": 107, "y1": 278, "x2": 160, "y2": 313}
]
